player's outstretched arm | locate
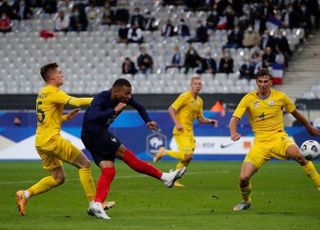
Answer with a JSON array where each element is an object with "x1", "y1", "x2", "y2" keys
[
  {"x1": 229, "y1": 116, "x2": 241, "y2": 141},
  {"x1": 291, "y1": 110, "x2": 320, "y2": 136},
  {"x1": 67, "y1": 97, "x2": 93, "y2": 107},
  {"x1": 61, "y1": 108, "x2": 81, "y2": 122}
]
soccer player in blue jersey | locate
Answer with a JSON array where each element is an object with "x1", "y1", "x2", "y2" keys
[{"x1": 81, "y1": 78, "x2": 187, "y2": 220}]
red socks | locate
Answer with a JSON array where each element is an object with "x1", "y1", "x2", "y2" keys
[
  {"x1": 122, "y1": 149, "x2": 162, "y2": 179},
  {"x1": 95, "y1": 167, "x2": 116, "y2": 203}
]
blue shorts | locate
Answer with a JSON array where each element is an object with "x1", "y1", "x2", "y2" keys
[{"x1": 81, "y1": 131, "x2": 122, "y2": 165}]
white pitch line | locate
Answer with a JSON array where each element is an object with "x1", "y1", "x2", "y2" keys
[{"x1": 0, "y1": 170, "x2": 230, "y2": 185}]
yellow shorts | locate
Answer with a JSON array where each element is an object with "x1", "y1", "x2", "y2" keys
[
  {"x1": 174, "y1": 133, "x2": 195, "y2": 155},
  {"x1": 244, "y1": 133, "x2": 295, "y2": 169},
  {"x1": 36, "y1": 135, "x2": 81, "y2": 170}
]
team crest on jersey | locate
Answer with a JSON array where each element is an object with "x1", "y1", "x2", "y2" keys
[
  {"x1": 253, "y1": 101, "x2": 259, "y2": 108},
  {"x1": 269, "y1": 100, "x2": 274, "y2": 106}
]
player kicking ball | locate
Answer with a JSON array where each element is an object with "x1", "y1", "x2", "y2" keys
[{"x1": 81, "y1": 78, "x2": 187, "y2": 220}]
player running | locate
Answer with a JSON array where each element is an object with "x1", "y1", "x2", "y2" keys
[{"x1": 153, "y1": 75, "x2": 217, "y2": 187}]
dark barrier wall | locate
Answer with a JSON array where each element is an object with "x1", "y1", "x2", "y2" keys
[
  {"x1": 2, "y1": 94, "x2": 319, "y2": 110},
  {"x1": 295, "y1": 99, "x2": 320, "y2": 110},
  {"x1": 0, "y1": 94, "x2": 246, "y2": 110}
]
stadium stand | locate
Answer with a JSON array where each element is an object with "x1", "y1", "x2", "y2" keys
[{"x1": 0, "y1": 0, "x2": 318, "y2": 101}]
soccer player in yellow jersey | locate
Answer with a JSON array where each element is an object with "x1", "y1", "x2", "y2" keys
[
  {"x1": 153, "y1": 75, "x2": 217, "y2": 187},
  {"x1": 229, "y1": 69, "x2": 320, "y2": 211},
  {"x1": 15, "y1": 63, "x2": 97, "y2": 216}
]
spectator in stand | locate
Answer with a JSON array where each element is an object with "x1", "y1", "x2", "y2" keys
[
  {"x1": 127, "y1": 23, "x2": 143, "y2": 43},
  {"x1": 274, "y1": 30, "x2": 291, "y2": 67},
  {"x1": 69, "y1": 4, "x2": 88, "y2": 32},
  {"x1": 189, "y1": 20, "x2": 208, "y2": 43},
  {"x1": 251, "y1": 47, "x2": 263, "y2": 75},
  {"x1": 196, "y1": 49, "x2": 217, "y2": 75},
  {"x1": 224, "y1": 24, "x2": 243, "y2": 48},
  {"x1": 11, "y1": 0, "x2": 21, "y2": 20},
  {"x1": 0, "y1": 12, "x2": 11, "y2": 33},
  {"x1": 275, "y1": 50, "x2": 285, "y2": 66},
  {"x1": 117, "y1": 21, "x2": 128, "y2": 43},
  {"x1": 286, "y1": 2, "x2": 301, "y2": 29},
  {"x1": 299, "y1": 2, "x2": 313, "y2": 37},
  {"x1": 175, "y1": 18, "x2": 190, "y2": 40},
  {"x1": 115, "y1": 8, "x2": 129, "y2": 25},
  {"x1": 137, "y1": 46, "x2": 153, "y2": 74},
  {"x1": 183, "y1": 45, "x2": 201, "y2": 74},
  {"x1": 239, "y1": 57, "x2": 254, "y2": 81},
  {"x1": 206, "y1": 12, "x2": 218, "y2": 31},
  {"x1": 242, "y1": 26, "x2": 261, "y2": 49},
  {"x1": 260, "y1": 29, "x2": 276, "y2": 51},
  {"x1": 224, "y1": 5, "x2": 236, "y2": 30},
  {"x1": 101, "y1": 1, "x2": 115, "y2": 26},
  {"x1": 42, "y1": 0, "x2": 58, "y2": 17},
  {"x1": 86, "y1": 3, "x2": 99, "y2": 31},
  {"x1": 144, "y1": 11, "x2": 157, "y2": 32},
  {"x1": 54, "y1": 10, "x2": 69, "y2": 32},
  {"x1": 57, "y1": 0, "x2": 73, "y2": 14},
  {"x1": 122, "y1": 57, "x2": 137, "y2": 75},
  {"x1": 307, "y1": 0, "x2": 319, "y2": 29},
  {"x1": 130, "y1": 7, "x2": 144, "y2": 29},
  {"x1": 161, "y1": 19, "x2": 175, "y2": 37},
  {"x1": 262, "y1": 46, "x2": 275, "y2": 68},
  {"x1": 166, "y1": 45, "x2": 183, "y2": 72},
  {"x1": 0, "y1": 0, "x2": 12, "y2": 18},
  {"x1": 219, "y1": 49, "x2": 234, "y2": 74}
]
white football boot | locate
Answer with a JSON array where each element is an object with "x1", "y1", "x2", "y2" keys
[
  {"x1": 163, "y1": 167, "x2": 187, "y2": 188},
  {"x1": 88, "y1": 201, "x2": 111, "y2": 220}
]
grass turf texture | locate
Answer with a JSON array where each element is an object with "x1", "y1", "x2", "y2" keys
[{"x1": 0, "y1": 161, "x2": 319, "y2": 230}]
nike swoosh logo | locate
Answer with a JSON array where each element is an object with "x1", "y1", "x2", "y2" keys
[{"x1": 220, "y1": 143, "x2": 234, "y2": 148}]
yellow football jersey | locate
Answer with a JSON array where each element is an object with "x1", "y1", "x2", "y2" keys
[
  {"x1": 171, "y1": 91, "x2": 204, "y2": 135},
  {"x1": 233, "y1": 89, "x2": 296, "y2": 141},
  {"x1": 35, "y1": 85, "x2": 92, "y2": 146}
]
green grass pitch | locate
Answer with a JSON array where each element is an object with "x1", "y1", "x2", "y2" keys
[{"x1": 0, "y1": 161, "x2": 319, "y2": 230}]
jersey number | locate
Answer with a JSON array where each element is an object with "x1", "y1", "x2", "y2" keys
[
  {"x1": 36, "y1": 101, "x2": 45, "y2": 124},
  {"x1": 259, "y1": 112, "x2": 265, "y2": 120}
]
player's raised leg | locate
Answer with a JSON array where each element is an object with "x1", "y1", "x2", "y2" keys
[
  {"x1": 118, "y1": 145, "x2": 187, "y2": 187},
  {"x1": 286, "y1": 145, "x2": 320, "y2": 189}
]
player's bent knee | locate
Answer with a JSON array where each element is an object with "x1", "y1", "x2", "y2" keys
[
  {"x1": 239, "y1": 174, "x2": 251, "y2": 184},
  {"x1": 184, "y1": 154, "x2": 193, "y2": 162},
  {"x1": 293, "y1": 154, "x2": 307, "y2": 166},
  {"x1": 55, "y1": 175, "x2": 65, "y2": 185}
]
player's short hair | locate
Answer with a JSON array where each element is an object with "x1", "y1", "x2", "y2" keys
[
  {"x1": 40, "y1": 63, "x2": 58, "y2": 81},
  {"x1": 191, "y1": 75, "x2": 201, "y2": 83},
  {"x1": 255, "y1": 68, "x2": 272, "y2": 79},
  {"x1": 112, "y1": 78, "x2": 131, "y2": 88}
]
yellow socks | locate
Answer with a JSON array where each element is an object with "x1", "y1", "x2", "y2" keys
[
  {"x1": 79, "y1": 168, "x2": 96, "y2": 201},
  {"x1": 239, "y1": 183, "x2": 252, "y2": 203},
  {"x1": 302, "y1": 161, "x2": 320, "y2": 188},
  {"x1": 28, "y1": 176, "x2": 59, "y2": 197}
]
